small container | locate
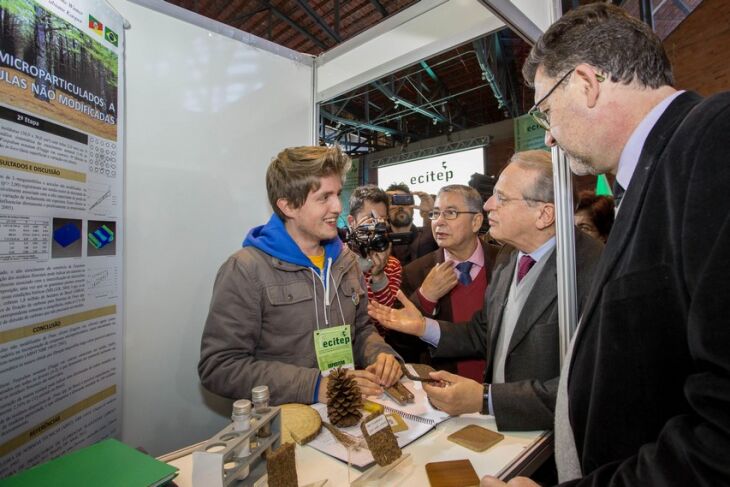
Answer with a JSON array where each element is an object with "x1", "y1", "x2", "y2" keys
[
  {"x1": 251, "y1": 385, "x2": 271, "y2": 437},
  {"x1": 231, "y1": 399, "x2": 251, "y2": 480}
]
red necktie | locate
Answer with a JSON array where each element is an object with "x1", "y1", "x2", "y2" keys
[{"x1": 517, "y1": 255, "x2": 536, "y2": 283}]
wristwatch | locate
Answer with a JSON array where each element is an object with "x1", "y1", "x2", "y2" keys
[{"x1": 481, "y1": 383, "x2": 490, "y2": 415}]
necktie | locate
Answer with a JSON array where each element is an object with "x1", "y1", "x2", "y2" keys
[
  {"x1": 517, "y1": 255, "x2": 536, "y2": 283},
  {"x1": 455, "y1": 261, "x2": 474, "y2": 286},
  {"x1": 612, "y1": 180, "x2": 625, "y2": 206}
]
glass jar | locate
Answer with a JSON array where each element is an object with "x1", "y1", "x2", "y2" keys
[
  {"x1": 251, "y1": 385, "x2": 270, "y2": 437},
  {"x1": 231, "y1": 399, "x2": 251, "y2": 480}
]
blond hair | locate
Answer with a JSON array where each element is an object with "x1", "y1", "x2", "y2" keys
[{"x1": 266, "y1": 146, "x2": 352, "y2": 219}]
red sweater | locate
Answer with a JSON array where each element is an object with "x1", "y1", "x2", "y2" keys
[{"x1": 448, "y1": 267, "x2": 488, "y2": 382}]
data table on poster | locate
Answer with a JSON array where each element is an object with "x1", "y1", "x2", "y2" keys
[{"x1": 0, "y1": 216, "x2": 50, "y2": 262}]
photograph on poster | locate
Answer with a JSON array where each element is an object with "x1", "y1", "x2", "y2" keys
[
  {"x1": 0, "y1": 0, "x2": 118, "y2": 140},
  {"x1": 51, "y1": 217, "x2": 81, "y2": 258},
  {"x1": 86, "y1": 220, "x2": 114, "y2": 256}
]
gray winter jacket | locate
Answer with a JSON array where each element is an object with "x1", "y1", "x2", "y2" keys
[{"x1": 198, "y1": 245, "x2": 397, "y2": 405}]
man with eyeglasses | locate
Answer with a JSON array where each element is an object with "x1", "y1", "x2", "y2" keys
[
  {"x1": 399, "y1": 184, "x2": 499, "y2": 380},
  {"x1": 369, "y1": 151, "x2": 603, "y2": 431},
  {"x1": 481, "y1": 4, "x2": 730, "y2": 487}
]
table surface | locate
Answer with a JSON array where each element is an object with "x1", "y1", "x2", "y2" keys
[{"x1": 161, "y1": 413, "x2": 548, "y2": 486}]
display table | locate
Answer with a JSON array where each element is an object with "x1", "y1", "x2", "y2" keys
[{"x1": 159, "y1": 413, "x2": 552, "y2": 486}]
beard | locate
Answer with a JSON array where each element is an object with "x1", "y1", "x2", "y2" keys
[{"x1": 391, "y1": 208, "x2": 413, "y2": 228}]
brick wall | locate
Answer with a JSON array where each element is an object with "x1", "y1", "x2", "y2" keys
[{"x1": 664, "y1": 0, "x2": 730, "y2": 96}]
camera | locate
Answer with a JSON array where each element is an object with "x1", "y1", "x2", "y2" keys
[
  {"x1": 341, "y1": 220, "x2": 390, "y2": 258},
  {"x1": 390, "y1": 193, "x2": 415, "y2": 206}
]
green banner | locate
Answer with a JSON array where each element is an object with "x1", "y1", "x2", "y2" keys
[{"x1": 514, "y1": 114, "x2": 548, "y2": 151}]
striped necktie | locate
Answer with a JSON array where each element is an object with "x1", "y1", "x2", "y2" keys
[{"x1": 455, "y1": 261, "x2": 474, "y2": 285}]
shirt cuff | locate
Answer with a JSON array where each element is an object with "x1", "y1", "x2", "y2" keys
[
  {"x1": 313, "y1": 374, "x2": 322, "y2": 403},
  {"x1": 420, "y1": 318, "x2": 441, "y2": 347},
  {"x1": 487, "y1": 384, "x2": 494, "y2": 416}
]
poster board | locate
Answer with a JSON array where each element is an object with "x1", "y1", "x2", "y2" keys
[{"x1": 0, "y1": 0, "x2": 124, "y2": 477}]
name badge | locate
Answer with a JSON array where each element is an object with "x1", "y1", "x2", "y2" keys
[{"x1": 313, "y1": 324, "x2": 355, "y2": 374}]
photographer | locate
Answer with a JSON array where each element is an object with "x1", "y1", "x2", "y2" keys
[
  {"x1": 346, "y1": 185, "x2": 402, "y2": 334},
  {"x1": 346, "y1": 185, "x2": 425, "y2": 363},
  {"x1": 385, "y1": 183, "x2": 438, "y2": 266}
]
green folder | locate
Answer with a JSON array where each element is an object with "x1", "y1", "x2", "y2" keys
[{"x1": 0, "y1": 439, "x2": 178, "y2": 487}]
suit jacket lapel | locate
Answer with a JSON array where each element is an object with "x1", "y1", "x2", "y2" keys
[
  {"x1": 432, "y1": 249, "x2": 455, "y2": 319},
  {"x1": 486, "y1": 249, "x2": 517, "y2": 367},
  {"x1": 507, "y1": 248, "x2": 558, "y2": 355},
  {"x1": 571, "y1": 92, "x2": 702, "y2": 360}
]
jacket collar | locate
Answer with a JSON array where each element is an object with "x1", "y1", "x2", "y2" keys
[{"x1": 571, "y1": 91, "x2": 702, "y2": 364}]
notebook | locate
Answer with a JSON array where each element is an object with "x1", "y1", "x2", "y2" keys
[
  {"x1": 0, "y1": 439, "x2": 178, "y2": 487},
  {"x1": 306, "y1": 377, "x2": 451, "y2": 467}
]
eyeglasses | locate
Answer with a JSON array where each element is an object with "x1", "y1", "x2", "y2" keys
[
  {"x1": 528, "y1": 69, "x2": 606, "y2": 130},
  {"x1": 428, "y1": 209, "x2": 479, "y2": 220},
  {"x1": 491, "y1": 191, "x2": 545, "y2": 207},
  {"x1": 528, "y1": 69, "x2": 574, "y2": 131}
]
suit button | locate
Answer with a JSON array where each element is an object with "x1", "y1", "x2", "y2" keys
[{"x1": 287, "y1": 294, "x2": 293, "y2": 301}]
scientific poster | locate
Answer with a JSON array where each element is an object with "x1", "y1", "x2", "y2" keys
[{"x1": 0, "y1": 0, "x2": 124, "y2": 477}]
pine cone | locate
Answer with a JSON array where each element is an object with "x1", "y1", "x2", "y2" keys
[{"x1": 326, "y1": 368, "x2": 363, "y2": 427}]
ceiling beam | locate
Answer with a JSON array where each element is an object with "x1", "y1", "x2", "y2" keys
[
  {"x1": 293, "y1": 0, "x2": 341, "y2": 43},
  {"x1": 372, "y1": 81, "x2": 449, "y2": 126},
  {"x1": 228, "y1": 8, "x2": 267, "y2": 24},
  {"x1": 369, "y1": 0, "x2": 388, "y2": 17},
  {"x1": 249, "y1": 1, "x2": 327, "y2": 50},
  {"x1": 321, "y1": 110, "x2": 401, "y2": 136},
  {"x1": 222, "y1": 2, "x2": 263, "y2": 24}
]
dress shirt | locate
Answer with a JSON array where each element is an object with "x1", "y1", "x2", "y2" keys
[
  {"x1": 615, "y1": 91, "x2": 685, "y2": 201},
  {"x1": 418, "y1": 239, "x2": 484, "y2": 314}
]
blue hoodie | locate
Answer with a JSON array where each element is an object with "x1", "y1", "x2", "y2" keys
[{"x1": 242, "y1": 214, "x2": 343, "y2": 277}]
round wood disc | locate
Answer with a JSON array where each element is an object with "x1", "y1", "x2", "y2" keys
[{"x1": 280, "y1": 404, "x2": 322, "y2": 445}]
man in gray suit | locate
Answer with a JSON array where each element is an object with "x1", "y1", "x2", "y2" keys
[{"x1": 369, "y1": 150, "x2": 603, "y2": 430}]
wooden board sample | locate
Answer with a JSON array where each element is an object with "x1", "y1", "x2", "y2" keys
[
  {"x1": 425, "y1": 459, "x2": 480, "y2": 487},
  {"x1": 280, "y1": 403, "x2": 322, "y2": 445},
  {"x1": 447, "y1": 424, "x2": 504, "y2": 452}
]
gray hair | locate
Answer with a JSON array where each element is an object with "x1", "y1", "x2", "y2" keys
[
  {"x1": 522, "y1": 3, "x2": 673, "y2": 89},
  {"x1": 509, "y1": 151, "x2": 554, "y2": 204},
  {"x1": 437, "y1": 184, "x2": 483, "y2": 212}
]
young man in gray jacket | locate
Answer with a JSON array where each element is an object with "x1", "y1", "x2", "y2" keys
[{"x1": 198, "y1": 146, "x2": 402, "y2": 405}]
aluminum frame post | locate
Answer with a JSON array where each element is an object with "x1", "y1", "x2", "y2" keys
[{"x1": 551, "y1": 146, "x2": 578, "y2": 365}]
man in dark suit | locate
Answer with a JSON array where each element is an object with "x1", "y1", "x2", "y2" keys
[
  {"x1": 369, "y1": 151, "x2": 603, "y2": 431},
  {"x1": 483, "y1": 4, "x2": 730, "y2": 487},
  {"x1": 400, "y1": 184, "x2": 499, "y2": 380}
]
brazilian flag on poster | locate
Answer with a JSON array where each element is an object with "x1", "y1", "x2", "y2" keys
[{"x1": 105, "y1": 26, "x2": 118, "y2": 47}]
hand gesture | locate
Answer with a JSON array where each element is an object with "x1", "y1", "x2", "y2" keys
[
  {"x1": 367, "y1": 290, "x2": 426, "y2": 336},
  {"x1": 422, "y1": 370, "x2": 483, "y2": 416},
  {"x1": 366, "y1": 353, "x2": 402, "y2": 387},
  {"x1": 369, "y1": 249, "x2": 389, "y2": 277},
  {"x1": 317, "y1": 368, "x2": 386, "y2": 403},
  {"x1": 413, "y1": 191, "x2": 435, "y2": 214},
  {"x1": 419, "y1": 261, "x2": 458, "y2": 302}
]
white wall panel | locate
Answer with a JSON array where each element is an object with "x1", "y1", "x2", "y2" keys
[{"x1": 108, "y1": 0, "x2": 313, "y2": 455}]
